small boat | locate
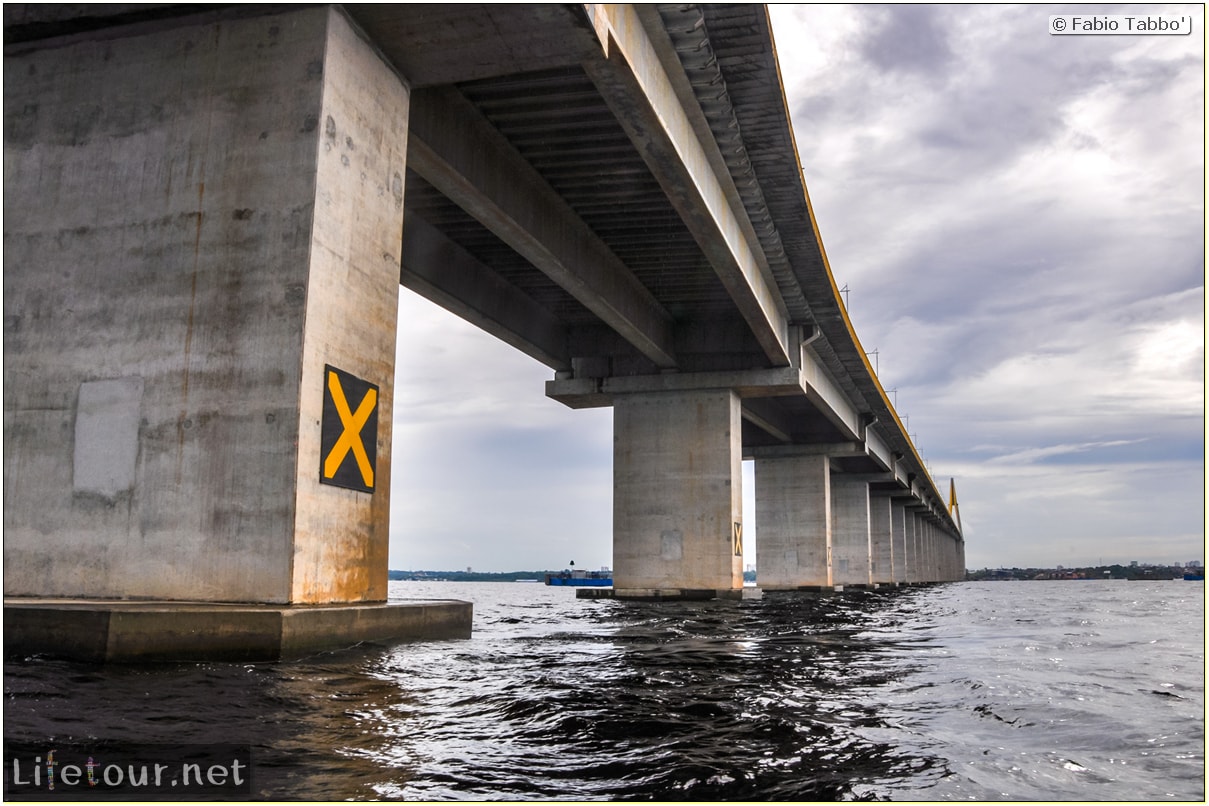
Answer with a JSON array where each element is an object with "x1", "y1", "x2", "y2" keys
[
  {"x1": 1183, "y1": 571, "x2": 1204, "y2": 581},
  {"x1": 545, "y1": 568, "x2": 612, "y2": 587}
]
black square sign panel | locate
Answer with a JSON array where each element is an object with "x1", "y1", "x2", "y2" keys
[{"x1": 320, "y1": 365, "x2": 378, "y2": 493}]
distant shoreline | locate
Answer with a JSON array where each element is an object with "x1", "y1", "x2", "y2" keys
[{"x1": 391, "y1": 565, "x2": 1201, "y2": 584}]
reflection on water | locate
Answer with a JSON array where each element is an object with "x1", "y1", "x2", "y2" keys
[{"x1": 5, "y1": 581, "x2": 1204, "y2": 801}]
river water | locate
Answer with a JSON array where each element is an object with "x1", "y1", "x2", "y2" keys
[{"x1": 4, "y1": 580, "x2": 1203, "y2": 801}]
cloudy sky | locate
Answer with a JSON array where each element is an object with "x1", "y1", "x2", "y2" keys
[{"x1": 390, "y1": 4, "x2": 1204, "y2": 572}]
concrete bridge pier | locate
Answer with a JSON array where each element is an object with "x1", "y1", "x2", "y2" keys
[
  {"x1": 3, "y1": 6, "x2": 471, "y2": 660},
  {"x1": 890, "y1": 497, "x2": 910, "y2": 585},
  {"x1": 919, "y1": 517, "x2": 936, "y2": 581},
  {"x1": 906, "y1": 507, "x2": 928, "y2": 583},
  {"x1": 927, "y1": 520, "x2": 942, "y2": 580},
  {"x1": 611, "y1": 389, "x2": 745, "y2": 599},
  {"x1": 870, "y1": 490, "x2": 897, "y2": 587},
  {"x1": 753, "y1": 449, "x2": 833, "y2": 590},
  {"x1": 831, "y1": 473, "x2": 873, "y2": 588},
  {"x1": 755, "y1": 454, "x2": 915, "y2": 591}
]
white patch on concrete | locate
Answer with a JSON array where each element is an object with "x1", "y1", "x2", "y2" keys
[{"x1": 74, "y1": 377, "x2": 143, "y2": 498}]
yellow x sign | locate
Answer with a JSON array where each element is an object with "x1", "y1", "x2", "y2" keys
[{"x1": 323, "y1": 368, "x2": 377, "y2": 488}]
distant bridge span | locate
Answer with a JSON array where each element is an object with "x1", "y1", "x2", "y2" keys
[{"x1": 3, "y1": 3, "x2": 962, "y2": 658}]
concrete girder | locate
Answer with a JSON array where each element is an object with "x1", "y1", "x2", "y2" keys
[
  {"x1": 344, "y1": 4, "x2": 598, "y2": 88},
  {"x1": 547, "y1": 365, "x2": 805, "y2": 410},
  {"x1": 401, "y1": 212, "x2": 570, "y2": 370},
  {"x1": 864, "y1": 428, "x2": 894, "y2": 472},
  {"x1": 749, "y1": 442, "x2": 863, "y2": 460},
  {"x1": 407, "y1": 86, "x2": 677, "y2": 369},
  {"x1": 799, "y1": 346, "x2": 862, "y2": 439},
  {"x1": 740, "y1": 399, "x2": 796, "y2": 444},
  {"x1": 581, "y1": 4, "x2": 793, "y2": 367},
  {"x1": 547, "y1": 345, "x2": 862, "y2": 444}
]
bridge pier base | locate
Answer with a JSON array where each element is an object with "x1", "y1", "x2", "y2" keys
[
  {"x1": 4, "y1": 599, "x2": 471, "y2": 663},
  {"x1": 611, "y1": 389, "x2": 744, "y2": 599}
]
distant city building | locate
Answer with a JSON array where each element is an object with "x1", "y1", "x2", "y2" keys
[{"x1": 1187, "y1": 560, "x2": 1203, "y2": 568}]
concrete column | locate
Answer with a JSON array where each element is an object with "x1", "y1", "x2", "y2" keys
[
  {"x1": 925, "y1": 518, "x2": 936, "y2": 581},
  {"x1": 3, "y1": 7, "x2": 407, "y2": 605},
  {"x1": 754, "y1": 452, "x2": 831, "y2": 589},
  {"x1": 934, "y1": 525, "x2": 942, "y2": 581},
  {"x1": 869, "y1": 491, "x2": 894, "y2": 586},
  {"x1": 890, "y1": 498, "x2": 908, "y2": 584},
  {"x1": 945, "y1": 536, "x2": 953, "y2": 580},
  {"x1": 925, "y1": 521, "x2": 938, "y2": 581},
  {"x1": 908, "y1": 511, "x2": 923, "y2": 583},
  {"x1": 612, "y1": 389, "x2": 743, "y2": 597},
  {"x1": 831, "y1": 474, "x2": 872, "y2": 588},
  {"x1": 934, "y1": 525, "x2": 944, "y2": 581}
]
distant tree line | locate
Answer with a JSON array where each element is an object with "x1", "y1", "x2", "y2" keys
[
  {"x1": 966, "y1": 562, "x2": 1200, "y2": 581},
  {"x1": 389, "y1": 569, "x2": 556, "y2": 582},
  {"x1": 389, "y1": 566, "x2": 1198, "y2": 584},
  {"x1": 390, "y1": 569, "x2": 761, "y2": 583}
]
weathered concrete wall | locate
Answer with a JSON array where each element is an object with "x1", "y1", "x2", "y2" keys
[
  {"x1": 754, "y1": 452, "x2": 831, "y2": 588},
  {"x1": 4, "y1": 6, "x2": 406, "y2": 604},
  {"x1": 830, "y1": 474, "x2": 871, "y2": 587},
  {"x1": 288, "y1": 9, "x2": 407, "y2": 604},
  {"x1": 612, "y1": 390, "x2": 743, "y2": 593}
]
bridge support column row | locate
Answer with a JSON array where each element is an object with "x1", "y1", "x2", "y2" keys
[
  {"x1": 905, "y1": 515, "x2": 965, "y2": 583},
  {"x1": 608, "y1": 405, "x2": 964, "y2": 593},
  {"x1": 753, "y1": 452, "x2": 889, "y2": 591},
  {"x1": 920, "y1": 515, "x2": 937, "y2": 581}
]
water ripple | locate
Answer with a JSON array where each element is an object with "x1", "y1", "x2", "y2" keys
[{"x1": 4, "y1": 581, "x2": 1203, "y2": 800}]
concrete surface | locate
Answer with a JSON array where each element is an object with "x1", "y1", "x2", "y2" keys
[
  {"x1": 612, "y1": 389, "x2": 744, "y2": 595},
  {"x1": 754, "y1": 451, "x2": 832, "y2": 589},
  {"x1": 4, "y1": 6, "x2": 406, "y2": 606},
  {"x1": 4, "y1": 598, "x2": 472, "y2": 662}
]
